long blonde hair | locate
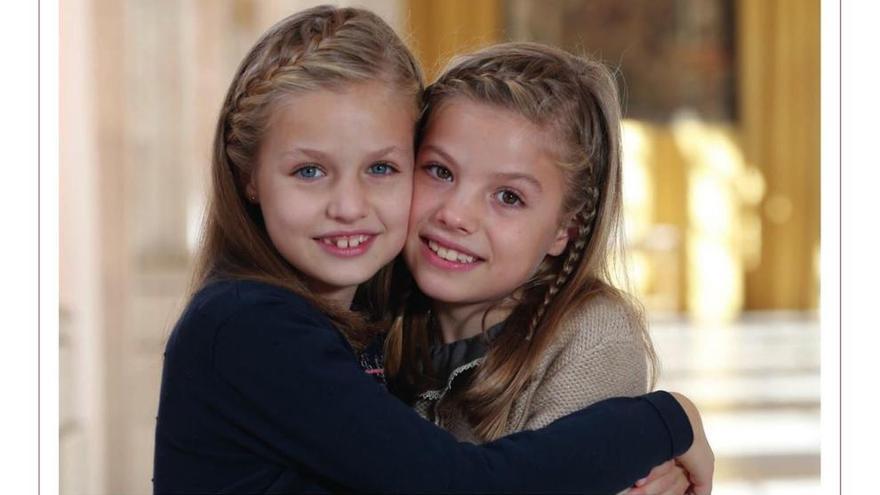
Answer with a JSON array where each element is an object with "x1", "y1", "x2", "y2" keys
[
  {"x1": 192, "y1": 5, "x2": 423, "y2": 350},
  {"x1": 385, "y1": 42, "x2": 657, "y2": 440}
]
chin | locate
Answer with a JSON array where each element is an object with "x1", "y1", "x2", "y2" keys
[
  {"x1": 328, "y1": 272, "x2": 375, "y2": 288},
  {"x1": 306, "y1": 269, "x2": 374, "y2": 293},
  {"x1": 413, "y1": 275, "x2": 471, "y2": 304}
]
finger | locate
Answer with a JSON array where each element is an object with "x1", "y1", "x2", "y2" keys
[
  {"x1": 650, "y1": 460, "x2": 675, "y2": 477},
  {"x1": 687, "y1": 466, "x2": 713, "y2": 495},
  {"x1": 636, "y1": 460, "x2": 675, "y2": 486},
  {"x1": 690, "y1": 479, "x2": 713, "y2": 495},
  {"x1": 659, "y1": 472, "x2": 691, "y2": 495},
  {"x1": 639, "y1": 469, "x2": 679, "y2": 495},
  {"x1": 625, "y1": 485, "x2": 645, "y2": 495}
]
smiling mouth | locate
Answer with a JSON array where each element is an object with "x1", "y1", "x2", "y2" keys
[
  {"x1": 423, "y1": 237, "x2": 481, "y2": 264},
  {"x1": 314, "y1": 233, "x2": 376, "y2": 257},
  {"x1": 317, "y1": 234, "x2": 371, "y2": 249}
]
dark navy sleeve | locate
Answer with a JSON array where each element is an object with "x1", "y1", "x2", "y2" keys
[{"x1": 209, "y1": 297, "x2": 693, "y2": 494}]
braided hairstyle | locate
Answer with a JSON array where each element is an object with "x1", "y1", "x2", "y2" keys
[
  {"x1": 385, "y1": 42, "x2": 657, "y2": 440},
  {"x1": 192, "y1": 5, "x2": 423, "y2": 351}
]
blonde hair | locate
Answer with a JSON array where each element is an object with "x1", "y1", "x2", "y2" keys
[
  {"x1": 385, "y1": 42, "x2": 657, "y2": 440},
  {"x1": 192, "y1": 5, "x2": 423, "y2": 350}
]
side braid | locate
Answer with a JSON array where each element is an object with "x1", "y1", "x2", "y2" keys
[
  {"x1": 425, "y1": 53, "x2": 581, "y2": 125},
  {"x1": 226, "y1": 17, "x2": 341, "y2": 143},
  {"x1": 527, "y1": 186, "x2": 600, "y2": 338}
]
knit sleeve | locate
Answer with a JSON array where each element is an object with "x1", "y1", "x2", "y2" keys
[
  {"x1": 522, "y1": 297, "x2": 650, "y2": 432},
  {"x1": 207, "y1": 297, "x2": 687, "y2": 493}
]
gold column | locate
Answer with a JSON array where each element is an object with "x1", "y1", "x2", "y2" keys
[
  {"x1": 648, "y1": 127, "x2": 689, "y2": 312},
  {"x1": 404, "y1": 0, "x2": 502, "y2": 79},
  {"x1": 738, "y1": 0, "x2": 820, "y2": 310}
]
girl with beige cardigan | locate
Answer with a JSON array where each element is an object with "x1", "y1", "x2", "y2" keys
[{"x1": 381, "y1": 42, "x2": 702, "y2": 495}]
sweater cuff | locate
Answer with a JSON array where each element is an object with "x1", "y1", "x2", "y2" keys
[{"x1": 642, "y1": 391, "x2": 694, "y2": 457}]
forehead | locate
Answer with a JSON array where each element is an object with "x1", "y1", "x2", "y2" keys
[
  {"x1": 266, "y1": 81, "x2": 417, "y2": 140},
  {"x1": 421, "y1": 98, "x2": 563, "y2": 169}
]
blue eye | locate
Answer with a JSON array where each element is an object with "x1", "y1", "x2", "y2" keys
[
  {"x1": 495, "y1": 189, "x2": 524, "y2": 207},
  {"x1": 425, "y1": 164, "x2": 453, "y2": 182},
  {"x1": 293, "y1": 165, "x2": 325, "y2": 180},
  {"x1": 368, "y1": 162, "x2": 397, "y2": 176}
]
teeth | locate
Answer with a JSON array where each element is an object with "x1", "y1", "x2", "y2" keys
[
  {"x1": 427, "y1": 239, "x2": 477, "y2": 264},
  {"x1": 323, "y1": 234, "x2": 368, "y2": 249}
]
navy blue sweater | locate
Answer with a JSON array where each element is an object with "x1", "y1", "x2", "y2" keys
[{"x1": 153, "y1": 280, "x2": 693, "y2": 494}]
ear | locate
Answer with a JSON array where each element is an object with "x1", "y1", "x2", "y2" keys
[
  {"x1": 244, "y1": 173, "x2": 258, "y2": 203},
  {"x1": 547, "y1": 222, "x2": 572, "y2": 257}
]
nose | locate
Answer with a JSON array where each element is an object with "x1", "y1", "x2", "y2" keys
[
  {"x1": 433, "y1": 192, "x2": 478, "y2": 235},
  {"x1": 326, "y1": 176, "x2": 369, "y2": 223}
]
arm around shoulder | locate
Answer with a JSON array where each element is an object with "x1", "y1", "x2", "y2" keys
[{"x1": 180, "y1": 284, "x2": 686, "y2": 493}]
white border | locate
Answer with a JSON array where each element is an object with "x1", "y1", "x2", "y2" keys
[
  {"x1": 40, "y1": 0, "x2": 61, "y2": 493},
  {"x1": 839, "y1": 0, "x2": 880, "y2": 492},
  {"x1": 820, "y1": 0, "x2": 841, "y2": 493},
  {"x1": 0, "y1": 1, "x2": 40, "y2": 493},
  {"x1": 25, "y1": 0, "x2": 868, "y2": 493}
]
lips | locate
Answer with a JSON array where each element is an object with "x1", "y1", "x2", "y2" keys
[
  {"x1": 318, "y1": 234, "x2": 370, "y2": 249},
  {"x1": 425, "y1": 239, "x2": 478, "y2": 264},
  {"x1": 314, "y1": 232, "x2": 377, "y2": 257},
  {"x1": 420, "y1": 235, "x2": 484, "y2": 271}
]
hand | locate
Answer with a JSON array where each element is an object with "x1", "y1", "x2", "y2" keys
[
  {"x1": 669, "y1": 392, "x2": 714, "y2": 495},
  {"x1": 622, "y1": 460, "x2": 690, "y2": 495}
]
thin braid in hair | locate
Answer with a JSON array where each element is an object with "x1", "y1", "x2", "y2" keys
[
  {"x1": 526, "y1": 186, "x2": 600, "y2": 338},
  {"x1": 226, "y1": 12, "x2": 348, "y2": 149}
]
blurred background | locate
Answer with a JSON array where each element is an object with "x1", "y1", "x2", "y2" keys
[{"x1": 59, "y1": 0, "x2": 819, "y2": 493}]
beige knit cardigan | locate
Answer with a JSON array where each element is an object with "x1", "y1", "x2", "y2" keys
[{"x1": 412, "y1": 293, "x2": 650, "y2": 443}]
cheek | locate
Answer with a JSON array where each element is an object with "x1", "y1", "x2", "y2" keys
[
  {"x1": 263, "y1": 202, "x2": 303, "y2": 240},
  {"x1": 373, "y1": 185, "x2": 412, "y2": 233},
  {"x1": 262, "y1": 188, "x2": 315, "y2": 230},
  {"x1": 493, "y1": 215, "x2": 557, "y2": 261},
  {"x1": 409, "y1": 182, "x2": 440, "y2": 227}
]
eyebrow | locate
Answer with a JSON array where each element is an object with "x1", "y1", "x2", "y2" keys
[
  {"x1": 281, "y1": 145, "x2": 405, "y2": 162},
  {"x1": 421, "y1": 144, "x2": 542, "y2": 191},
  {"x1": 365, "y1": 145, "x2": 406, "y2": 161},
  {"x1": 490, "y1": 172, "x2": 543, "y2": 192},
  {"x1": 419, "y1": 144, "x2": 460, "y2": 168},
  {"x1": 287, "y1": 148, "x2": 330, "y2": 162}
]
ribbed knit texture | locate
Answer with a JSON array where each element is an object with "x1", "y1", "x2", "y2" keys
[{"x1": 416, "y1": 293, "x2": 650, "y2": 443}]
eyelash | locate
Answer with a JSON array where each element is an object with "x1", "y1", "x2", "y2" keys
[
  {"x1": 424, "y1": 163, "x2": 526, "y2": 208},
  {"x1": 424, "y1": 163, "x2": 454, "y2": 182},
  {"x1": 494, "y1": 189, "x2": 525, "y2": 208},
  {"x1": 367, "y1": 161, "x2": 399, "y2": 176},
  {"x1": 292, "y1": 164, "x2": 326, "y2": 180},
  {"x1": 292, "y1": 161, "x2": 399, "y2": 180}
]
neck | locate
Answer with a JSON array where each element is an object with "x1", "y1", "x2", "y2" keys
[{"x1": 433, "y1": 299, "x2": 515, "y2": 344}]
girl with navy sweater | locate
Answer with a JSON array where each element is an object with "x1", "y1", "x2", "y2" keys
[{"x1": 153, "y1": 5, "x2": 713, "y2": 494}]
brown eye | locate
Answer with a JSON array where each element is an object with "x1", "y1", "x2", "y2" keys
[
  {"x1": 495, "y1": 189, "x2": 524, "y2": 207},
  {"x1": 426, "y1": 164, "x2": 453, "y2": 182}
]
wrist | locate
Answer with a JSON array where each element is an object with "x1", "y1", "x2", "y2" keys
[{"x1": 669, "y1": 392, "x2": 702, "y2": 441}]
